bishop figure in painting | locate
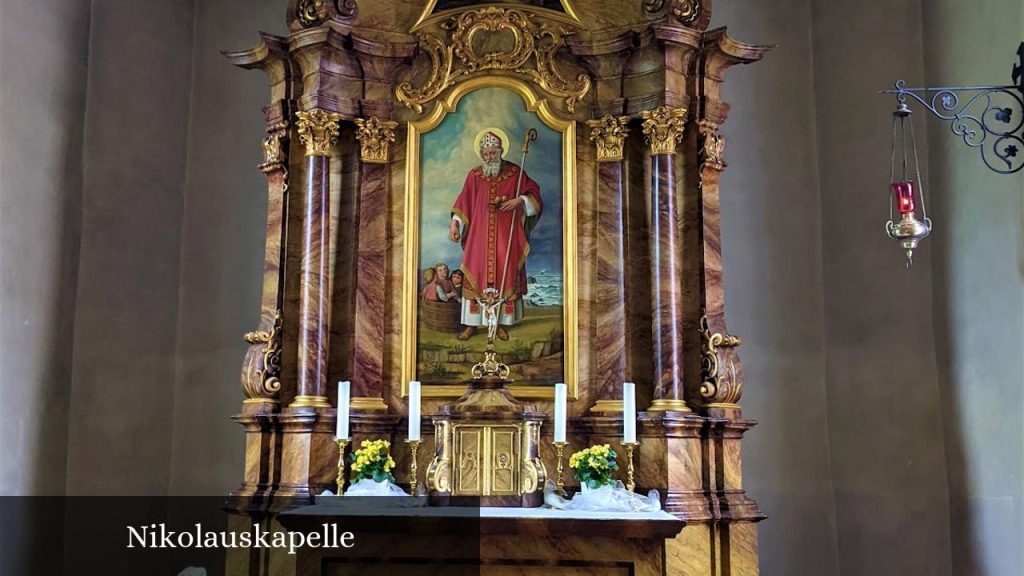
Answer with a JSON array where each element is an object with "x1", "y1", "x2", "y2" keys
[{"x1": 448, "y1": 130, "x2": 543, "y2": 341}]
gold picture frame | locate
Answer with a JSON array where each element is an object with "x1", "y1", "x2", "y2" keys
[{"x1": 401, "y1": 75, "x2": 578, "y2": 400}]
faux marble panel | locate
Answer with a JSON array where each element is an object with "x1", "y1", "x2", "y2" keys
[
  {"x1": 591, "y1": 161, "x2": 628, "y2": 408},
  {"x1": 666, "y1": 524, "x2": 714, "y2": 576},
  {"x1": 352, "y1": 163, "x2": 388, "y2": 399},
  {"x1": 623, "y1": 130, "x2": 654, "y2": 406},
  {"x1": 575, "y1": 131, "x2": 598, "y2": 413},
  {"x1": 328, "y1": 131, "x2": 360, "y2": 392},
  {"x1": 721, "y1": 522, "x2": 760, "y2": 576}
]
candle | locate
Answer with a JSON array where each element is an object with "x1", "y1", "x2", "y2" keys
[
  {"x1": 408, "y1": 381, "x2": 421, "y2": 442},
  {"x1": 553, "y1": 383, "x2": 567, "y2": 443},
  {"x1": 336, "y1": 380, "x2": 351, "y2": 439},
  {"x1": 623, "y1": 382, "x2": 636, "y2": 444}
]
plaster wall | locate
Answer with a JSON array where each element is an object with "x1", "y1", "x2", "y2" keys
[
  {"x1": 811, "y1": 1, "x2": 954, "y2": 574},
  {"x1": 168, "y1": 0, "x2": 284, "y2": 495},
  {"x1": 923, "y1": 2, "x2": 1024, "y2": 575},
  {"x1": 0, "y1": 0, "x2": 90, "y2": 496},
  {"x1": 712, "y1": 1, "x2": 841, "y2": 575},
  {"x1": 64, "y1": 0, "x2": 195, "y2": 495}
]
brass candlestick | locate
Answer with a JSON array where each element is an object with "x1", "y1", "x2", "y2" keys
[
  {"x1": 622, "y1": 441, "x2": 638, "y2": 493},
  {"x1": 335, "y1": 438, "x2": 349, "y2": 495},
  {"x1": 553, "y1": 441, "x2": 567, "y2": 494},
  {"x1": 406, "y1": 439, "x2": 421, "y2": 494}
]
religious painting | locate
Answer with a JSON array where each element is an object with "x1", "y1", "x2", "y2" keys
[{"x1": 402, "y1": 78, "x2": 577, "y2": 398}]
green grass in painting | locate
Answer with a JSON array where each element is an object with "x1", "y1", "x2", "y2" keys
[{"x1": 416, "y1": 304, "x2": 563, "y2": 386}]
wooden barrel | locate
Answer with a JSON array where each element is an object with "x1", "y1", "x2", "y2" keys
[{"x1": 421, "y1": 299, "x2": 462, "y2": 332}]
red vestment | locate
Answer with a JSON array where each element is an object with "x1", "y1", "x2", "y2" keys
[{"x1": 451, "y1": 161, "x2": 542, "y2": 302}]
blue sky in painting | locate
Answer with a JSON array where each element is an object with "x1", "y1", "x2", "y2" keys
[{"x1": 419, "y1": 88, "x2": 564, "y2": 287}]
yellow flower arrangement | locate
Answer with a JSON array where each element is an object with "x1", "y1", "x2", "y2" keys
[
  {"x1": 348, "y1": 439, "x2": 396, "y2": 483},
  {"x1": 568, "y1": 444, "x2": 618, "y2": 489}
]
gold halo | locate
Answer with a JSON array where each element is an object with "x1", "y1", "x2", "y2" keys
[{"x1": 473, "y1": 127, "x2": 510, "y2": 159}]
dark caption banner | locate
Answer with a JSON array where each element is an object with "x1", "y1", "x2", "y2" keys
[{"x1": 0, "y1": 497, "x2": 485, "y2": 576}]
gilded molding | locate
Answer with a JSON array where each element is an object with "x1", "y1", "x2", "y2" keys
[
  {"x1": 586, "y1": 115, "x2": 630, "y2": 162},
  {"x1": 354, "y1": 116, "x2": 398, "y2": 164},
  {"x1": 699, "y1": 119, "x2": 726, "y2": 171},
  {"x1": 641, "y1": 106, "x2": 687, "y2": 156},
  {"x1": 699, "y1": 313, "x2": 742, "y2": 404},
  {"x1": 289, "y1": 395, "x2": 332, "y2": 408},
  {"x1": 647, "y1": 398, "x2": 692, "y2": 412},
  {"x1": 295, "y1": 109, "x2": 342, "y2": 157},
  {"x1": 258, "y1": 120, "x2": 289, "y2": 173},
  {"x1": 240, "y1": 309, "x2": 283, "y2": 402},
  {"x1": 396, "y1": 7, "x2": 591, "y2": 113}
]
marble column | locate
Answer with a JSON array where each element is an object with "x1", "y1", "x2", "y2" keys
[
  {"x1": 586, "y1": 114, "x2": 631, "y2": 413},
  {"x1": 291, "y1": 109, "x2": 342, "y2": 410},
  {"x1": 351, "y1": 116, "x2": 398, "y2": 411},
  {"x1": 641, "y1": 106, "x2": 690, "y2": 413}
]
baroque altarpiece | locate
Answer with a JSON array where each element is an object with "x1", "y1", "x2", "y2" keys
[{"x1": 226, "y1": 0, "x2": 769, "y2": 574}]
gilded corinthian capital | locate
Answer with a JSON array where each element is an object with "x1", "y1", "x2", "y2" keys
[
  {"x1": 586, "y1": 115, "x2": 631, "y2": 162},
  {"x1": 354, "y1": 116, "x2": 399, "y2": 164},
  {"x1": 640, "y1": 106, "x2": 687, "y2": 156},
  {"x1": 295, "y1": 109, "x2": 343, "y2": 157}
]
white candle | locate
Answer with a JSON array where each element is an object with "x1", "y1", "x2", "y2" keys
[
  {"x1": 623, "y1": 382, "x2": 637, "y2": 444},
  {"x1": 553, "y1": 383, "x2": 567, "y2": 443},
  {"x1": 408, "y1": 381, "x2": 421, "y2": 442},
  {"x1": 336, "y1": 380, "x2": 351, "y2": 439}
]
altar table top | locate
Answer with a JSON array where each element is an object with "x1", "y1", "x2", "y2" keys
[{"x1": 280, "y1": 504, "x2": 685, "y2": 539}]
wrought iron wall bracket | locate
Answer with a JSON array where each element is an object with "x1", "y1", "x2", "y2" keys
[{"x1": 881, "y1": 42, "x2": 1024, "y2": 175}]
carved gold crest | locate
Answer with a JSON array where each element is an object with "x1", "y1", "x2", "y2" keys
[{"x1": 397, "y1": 7, "x2": 591, "y2": 114}]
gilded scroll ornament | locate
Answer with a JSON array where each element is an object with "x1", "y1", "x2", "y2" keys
[
  {"x1": 353, "y1": 117, "x2": 398, "y2": 164},
  {"x1": 641, "y1": 106, "x2": 687, "y2": 156},
  {"x1": 586, "y1": 115, "x2": 630, "y2": 162},
  {"x1": 427, "y1": 420, "x2": 453, "y2": 492},
  {"x1": 297, "y1": 0, "x2": 328, "y2": 27},
  {"x1": 643, "y1": 0, "x2": 702, "y2": 24},
  {"x1": 396, "y1": 7, "x2": 591, "y2": 113},
  {"x1": 335, "y1": 0, "x2": 356, "y2": 20},
  {"x1": 258, "y1": 121, "x2": 289, "y2": 173},
  {"x1": 241, "y1": 309, "x2": 283, "y2": 401},
  {"x1": 295, "y1": 109, "x2": 343, "y2": 157},
  {"x1": 699, "y1": 313, "x2": 742, "y2": 403}
]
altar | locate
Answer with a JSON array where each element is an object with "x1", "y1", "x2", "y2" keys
[
  {"x1": 223, "y1": 1, "x2": 768, "y2": 575},
  {"x1": 277, "y1": 505, "x2": 685, "y2": 575}
]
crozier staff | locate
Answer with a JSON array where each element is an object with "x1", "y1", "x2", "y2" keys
[{"x1": 448, "y1": 129, "x2": 543, "y2": 341}]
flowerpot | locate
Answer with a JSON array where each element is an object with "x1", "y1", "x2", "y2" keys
[
  {"x1": 345, "y1": 478, "x2": 398, "y2": 496},
  {"x1": 580, "y1": 481, "x2": 615, "y2": 494}
]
